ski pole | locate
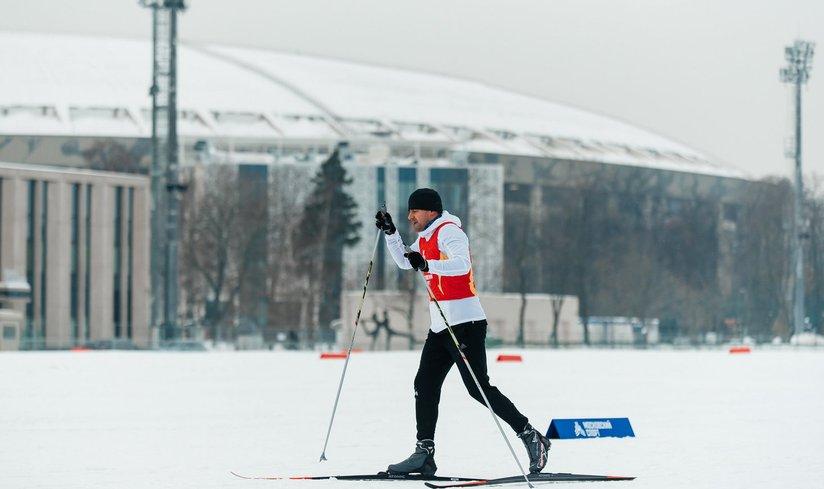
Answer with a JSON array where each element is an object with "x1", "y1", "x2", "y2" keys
[
  {"x1": 413, "y1": 269, "x2": 534, "y2": 488},
  {"x1": 319, "y1": 216, "x2": 385, "y2": 462}
]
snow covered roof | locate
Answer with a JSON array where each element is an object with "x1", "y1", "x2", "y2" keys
[
  {"x1": 0, "y1": 31, "x2": 743, "y2": 178},
  {"x1": 0, "y1": 160, "x2": 149, "y2": 185}
]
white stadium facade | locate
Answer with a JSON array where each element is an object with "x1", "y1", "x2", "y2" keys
[{"x1": 0, "y1": 32, "x2": 756, "y2": 348}]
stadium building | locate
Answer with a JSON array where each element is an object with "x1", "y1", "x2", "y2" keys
[{"x1": 0, "y1": 32, "x2": 754, "y2": 347}]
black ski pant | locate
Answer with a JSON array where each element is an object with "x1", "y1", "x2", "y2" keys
[{"x1": 414, "y1": 319, "x2": 529, "y2": 441}]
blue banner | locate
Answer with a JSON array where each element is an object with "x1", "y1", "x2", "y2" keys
[{"x1": 547, "y1": 418, "x2": 635, "y2": 439}]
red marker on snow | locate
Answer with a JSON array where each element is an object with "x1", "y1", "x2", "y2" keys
[{"x1": 320, "y1": 352, "x2": 348, "y2": 359}]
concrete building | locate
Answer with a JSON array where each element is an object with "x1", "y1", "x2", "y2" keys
[
  {"x1": 0, "y1": 31, "x2": 757, "y2": 345},
  {"x1": 0, "y1": 162, "x2": 150, "y2": 349}
]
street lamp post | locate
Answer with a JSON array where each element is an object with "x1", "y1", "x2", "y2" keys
[
  {"x1": 780, "y1": 39, "x2": 815, "y2": 339},
  {"x1": 140, "y1": 0, "x2": 187, "y2": 342}
]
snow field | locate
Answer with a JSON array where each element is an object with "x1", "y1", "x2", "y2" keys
[{"x1": 0, "y1": 349, "x2": 822, "y2": 489}]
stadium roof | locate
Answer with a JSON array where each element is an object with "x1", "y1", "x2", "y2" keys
[{"x1": 0, "y1": 31, "x2": 744, "y2": 178}]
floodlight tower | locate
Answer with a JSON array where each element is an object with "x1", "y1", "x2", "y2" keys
[
  {"x1": 780, "y1": 39, "x2": 815, "y2": 338},
  {"x1": 141, "y1": 0, "x2": 187, "y2": 341}
]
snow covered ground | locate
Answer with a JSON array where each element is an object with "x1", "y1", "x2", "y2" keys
[{"x1": 1, "y1": 348, "x2": 822, "y2": 489}]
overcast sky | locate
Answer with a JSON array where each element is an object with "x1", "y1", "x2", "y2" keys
[{"x1": 1, "y1": 0, "x2": 822, "y2": 179}]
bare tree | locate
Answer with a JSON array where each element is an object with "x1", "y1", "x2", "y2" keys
[
  {"x1": 548, "y1": 295, "x2": 565, "y2": 346},
  {"x1": 650, "y1": 197, "x2": 723, "y2": 342},
  {"x1": 733, "y1": 178, "x2": 792, "y2": 340},
  {"x1": 805, "y1": 174, "x2": 824, "y2": 334},
  {"x1": 537, "y1": 163, "x2": 735, "y2": 345},
  {"x1": 384, "y1": 273, "x2": 420, "y2": 350},
  {"x1": 503, "y1": 184, "x2": 541, "y2": 347},
  {"x1": 180, "y1": 165, "x2": 267, "y2": 343},
  {"x1": 266, "y1": 165, "x2": 314, "y2": 343},
  {"x1": 539, "y1": 185, "x2": 585, "y2": 346}
]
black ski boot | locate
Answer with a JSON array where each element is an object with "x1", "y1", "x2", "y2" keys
[
  {"x1": 387, "y1": 439, "x2": 437, "y2": 475},
  {"x1": 518, "y1": 423, "x2": 551, "y2": 473}
]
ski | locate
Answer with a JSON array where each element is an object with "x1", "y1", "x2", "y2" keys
[
  {"x1": 230, "y1": 471, "x2": 479, "y2": 482},
  {"x1": 423, "y1": 472, "x2": 635, "y2": 488}
]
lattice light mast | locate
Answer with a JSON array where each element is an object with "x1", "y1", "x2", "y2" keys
[
  {"x1": 780, "y1": 39, "x2": 815, "y2": 338},
  {"x1": 140, "y1": 0, "x2": 187, "y2": 341}
]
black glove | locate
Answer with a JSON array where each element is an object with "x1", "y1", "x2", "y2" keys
[
  {"x1": 404, "y1": 251, "x2": 429, "y2": 272},
  {"x1": 375, "y1": 210, "x2": 396, "y2": 235}
]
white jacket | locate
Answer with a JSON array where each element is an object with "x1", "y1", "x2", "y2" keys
[{"x1": 384, "y1": 211, "x2": 486, "y2": 333}]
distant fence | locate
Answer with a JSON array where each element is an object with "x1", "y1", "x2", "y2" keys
[{"x1": 9, "y1": 329, "x2": 824, "y2": 351}]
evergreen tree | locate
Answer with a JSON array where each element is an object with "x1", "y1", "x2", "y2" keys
[{"x1": 294, "y1": 147, "x2": 361, "y2": 343}]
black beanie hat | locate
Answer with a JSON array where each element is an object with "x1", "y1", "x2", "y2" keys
[{"x1": 408, "y1": 188, "x2": 443, "y2": 212}]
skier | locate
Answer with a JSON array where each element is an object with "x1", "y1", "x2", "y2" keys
[{"x1": 374, "y1": 188, "x2": 551, "y2": 476}]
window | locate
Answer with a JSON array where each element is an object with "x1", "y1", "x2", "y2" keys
[
  {"x1": 723, "y1": 203, "x2": 739, "y2": 223},
  {"x1": 506, "y1": 183, "x2": 532, "y2": 205},
  {"x1": 84, "y1": 185, "x2": 92, "y2": 340},
  {"x1": 430, "y1": 168, "x2": 469, "y2": 231},
  {"x1": 397, "y1": 168, "x2": 417, "y2": 286},
  {"x1": 113, "y1": 186, "x2": 123, "y2": 338},
  {"x1": 25, "y1": 181, "x2": 35, "y2": 341},
  {"x1": 238, "y1": 164, "x2": 268, "y2": 199},
  {"x1": 3, "y1": 325, "x2": 15, "y2": 340},
  {"x1": 237, "y1": 165, "x2": 269, "y2": 329},
  {"x1": 375, "y1": 167, "x2": 386, "y2": 289},
  {"x1": 127, "y1": 187, "x2": 134, "y2": 339},
  {"x1": 376, "y1": 167, "x2": 386, "y2": 208},
  {"x1": 70, "y1": 183, "x2": 80, "y2": 341},
  {"x1": 40, "y1": 182, "x2": 48, "y2": 339},
  {"x1": 666, "y1": 198, "x2": 685, "y2": 215},
  {"x1": 397, "y1": 168, "x2": 417, "y2": 243}
]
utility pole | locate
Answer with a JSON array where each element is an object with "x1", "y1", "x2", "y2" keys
[
  {"x1": 141, "y1": 0, "x2": 187, "y2": 342},
  {"x1": 780, "y1": 39, "x2": 815, "y2": 339}
]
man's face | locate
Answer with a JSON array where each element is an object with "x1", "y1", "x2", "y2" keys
[{"x1": 408, "y1": 209, "x2": 440, "y2": 232}]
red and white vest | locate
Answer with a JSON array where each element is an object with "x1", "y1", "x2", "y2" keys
[{"x1": 418, "y1": 222, "x2": 477, "y2": 301}]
